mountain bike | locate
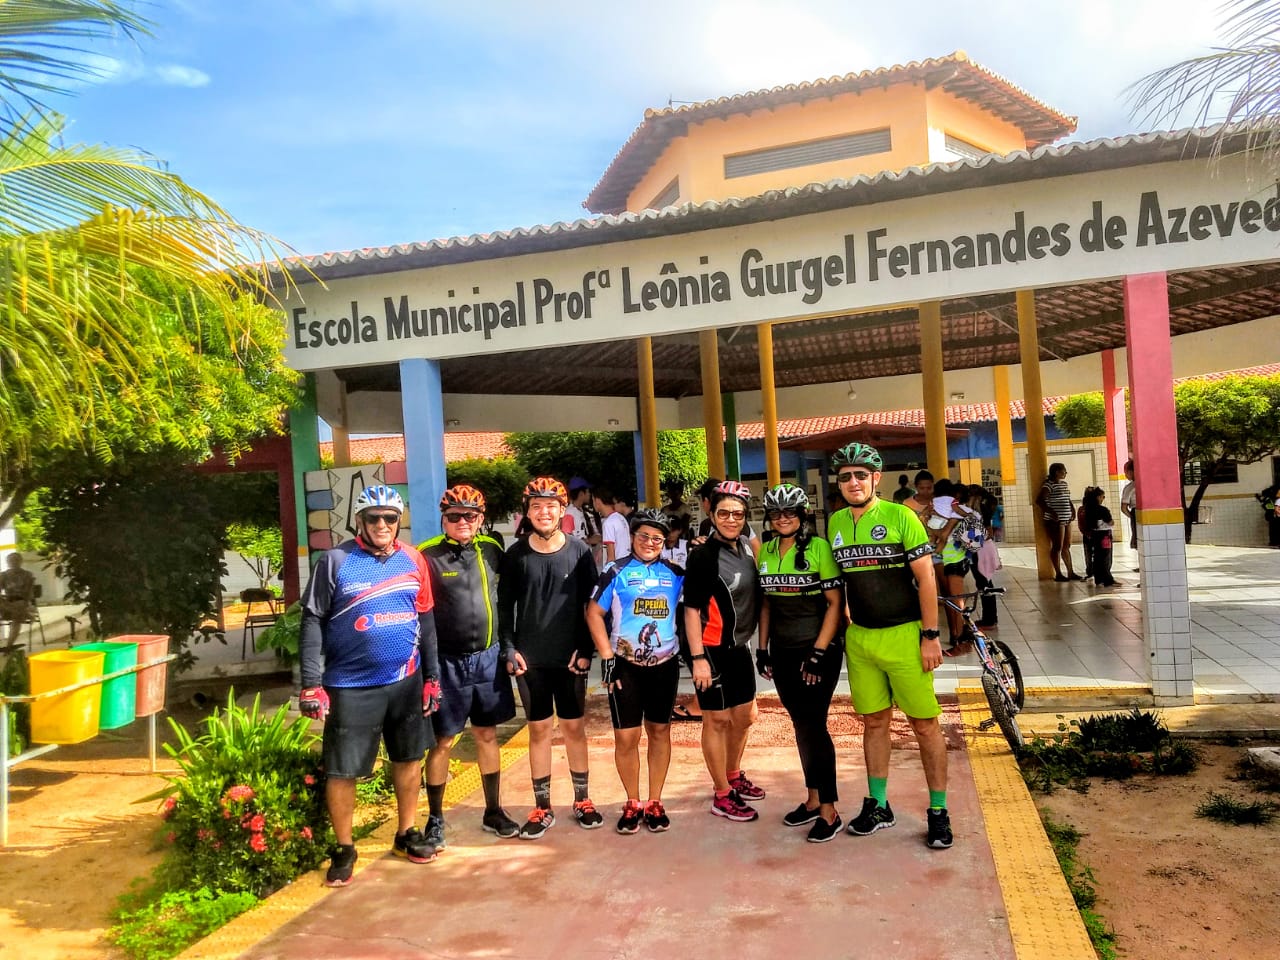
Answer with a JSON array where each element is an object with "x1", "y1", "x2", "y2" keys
[{"x1": 940, "y1": 587, "x2": 1024, "y2": 753}]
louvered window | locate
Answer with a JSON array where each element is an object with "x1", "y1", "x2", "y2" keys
[
  {"x1": 648, "y1": 178, "x2": 680, "y2": 209},
  {"x1": 943, "y1": 134, "x2": 988, "y2": 162},
  {"x1": 724, "y1": 129, "x2": 891, "y2": 179}
]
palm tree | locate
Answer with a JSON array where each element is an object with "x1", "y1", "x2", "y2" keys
[
  {"x1": 1128, "y1": 0, "x2": 1280, "y2": 172},
  {"x1": 0, "y1": 1, "x2": 290, "y2": 476}
]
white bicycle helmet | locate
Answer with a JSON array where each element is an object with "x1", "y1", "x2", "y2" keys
[{"x1": 354, "y1": 484, "x2": 404, "y2": 516}]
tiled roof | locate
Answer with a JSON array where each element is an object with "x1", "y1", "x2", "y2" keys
[
  {"x1": 584, "y1": 51, "x2": 1078, "y2": 214},
  {"x1": 319, "y1": 433, "x2": 511, "y2": 465},
  {"x1": 276, "y1": 126, "x2": 1235, "y2": 283}
]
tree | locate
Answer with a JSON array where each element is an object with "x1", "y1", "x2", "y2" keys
[
  {"x1": 655, "y1": 429, "x2": 710, "y2": 494},
  {"x1": 0, "y1": 2, "x2": 292, "y2": 509},
  {"x1": 226, "y1": 523, "x2": 284, "y2": 592},
  {"x1": 445, "y1": 457, "x2": 530, "y2": 521},
  {"x1": 1128, "y1": 0, "x2": 1280, "y2": 175},
  {"x1": 1051, "y1": 393, "x2": 1107, "y2": 439}
]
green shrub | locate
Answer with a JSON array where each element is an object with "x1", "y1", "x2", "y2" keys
[
  {"x1": 109, "y1": 888, "x2": 258, "y2": 960},
  {"x1": 0, "y1": 650, "x2": 30, "y2": 757},
  {"x1": 253, "y1": 601, "x2": 301, "y2": 665},
  {"x1": 148, "y1": 692, "x2": 329, "y2": 897},
  {"x1": 1074, "y1": 709, "x2": 1169, "y2": 753},
  {"x1": 1195, "y1": 791, "x2": 1279, "y2": 826},
  {"x1": 1019, "y1": 710, "x2": 1196, "y2": 793},
  {"x1": 1041, "y1": 814, "x2": 1117, "y2": 960}
]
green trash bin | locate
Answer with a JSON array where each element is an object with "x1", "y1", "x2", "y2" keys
[{"x1": 73, "y1": 641, "x2": 138, "y2": 730}]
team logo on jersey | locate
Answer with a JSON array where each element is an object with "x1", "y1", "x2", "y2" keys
[
  {"x1": 832, "y1": 532, "x2": 844, "y2": 547},
  {"x1": 871, "y1": 524, "x2": 888, "y2": 541},
  {"x1": 354, "y1": 611, "x2": 416, "y2": 631}
]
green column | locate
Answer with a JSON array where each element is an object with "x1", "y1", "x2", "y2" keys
[
  {"x1": 289, "y1": 373, "x2": 321, "y2": 567},
  {"x1": 722, "y1": 392, "x2": 741, "y2": 481}
]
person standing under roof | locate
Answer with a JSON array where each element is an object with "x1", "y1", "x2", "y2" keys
[
  {"x1": 754, "y1": 483, "x2": 846, "y2": 842},
  {"x1": 826, "y1": 444, "x2": 953, "y2": 850},
  {"x1": 1036, "y1": 462, "x2": 1082, "y2": 581},
  {"x1": 683, "y1": 480, "x2": 766, "y2": 822},
  {"x1": 419, "y1": 485, "x2": 520, "y2": 848},
  {"x1": 587, "y1": 509, "x2": 685, "y2": 834},
  {"x1": 298, "y1": 485, "x2": 441, "y2": 886},
  {"x1": 498, "y1": 477, "x2": 604, "y2": 839},
  {"x1": 892, "y1": 474, "x2": 914, "y2": 503},
  {"x1": 594, "y1": 486, "x2": 631, "y2": 568}
]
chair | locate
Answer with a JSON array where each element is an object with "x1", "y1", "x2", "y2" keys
[
  {"x1": 240, "y1": 588, "x2": 280, "y2": 659},
  {"x1": 0, "y1": 584, "x2": 45, "y2": 650}
]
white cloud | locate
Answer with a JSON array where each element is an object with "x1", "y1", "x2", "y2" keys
[{"x1": 151, "y1": 64, "x2": 211, "y2": 88}]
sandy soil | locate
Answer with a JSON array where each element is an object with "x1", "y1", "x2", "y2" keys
[{"x1": 1037, "y1": 742, "x2": 1280, "y2": 960}]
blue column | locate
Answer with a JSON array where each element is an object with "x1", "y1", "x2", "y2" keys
[
  {"x1": 632, "y1": 431, "x2": 647, "y2": 506},
  {"x1": 400, "y1": 359, "x2": 447, "y2": 543}
]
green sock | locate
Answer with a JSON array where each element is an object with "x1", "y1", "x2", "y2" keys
[
  {"x1": 929, "y1": 789, "x2": 947, "y2": 811},
  {"x1": 868, "y1": 777, "x2": 888, "y2": 806}
]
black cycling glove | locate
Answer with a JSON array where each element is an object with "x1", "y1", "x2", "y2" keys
[
  {"x1": 601, "y1": 656, "x2": 618, "y2": 689},
  {"x1": 755, "y1": 647, "x2": 773, "y2": 679}
]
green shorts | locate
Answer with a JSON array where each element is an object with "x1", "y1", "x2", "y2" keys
[{"x1": 845, "y1": 620, "x2": 941, "y2": 720}]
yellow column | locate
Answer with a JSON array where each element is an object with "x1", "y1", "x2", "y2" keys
[
  {"x1": 758, "y1": 322, "x2": 781, "y2": 487},
  {"x1": 332, "y1": 379, "x2": 351, "y2": 466},
  {"x1": 699, "y1": 329, "x2": 726, "y2": 479},
  {"x1": 919, "y1": 301, "x2": 948, "y2": 478},
  {"x1": 637, "y1": 337, "x2": 661, "y2": 506},
  {"x1": 993, "y1": 365, "x2": 1015, "y2": 485},
  {"x1": 1017, "y1": 289, "x2": 1054, "y2": 580}
]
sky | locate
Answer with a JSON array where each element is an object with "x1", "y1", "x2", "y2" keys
[{"x1": 50, "y1": 0, "x2": 1234, "y2": 258}]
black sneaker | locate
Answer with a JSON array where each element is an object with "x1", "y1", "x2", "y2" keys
[
  {"x1": 807, "y1": 814, "x2": 843, "y2": 843},
  {"x1": 782, "y1": 802, "x2": 821, "y2": 827},
  {"x1": 423, "y1": 814, "x2": 446, "y2": 850},
  {"x1": 573, "y1": 799, "x2": 604, "y2": 829},
  {"x1": 325, "y1": 844, "x2": 358, "y2": 887},
  {"x1": 616, "y1": 800, "x2": 643, "y2": 835},
  {"x1": 519, "y1": 807, "x2": 555, "y2": 840},
  {"x1": 392, "y1": 826, "x2": 437, "y2": 863},
  {"x1": 482, "y1": 809, "x2": 520, "y2": 839},
  {"x1": 643, "y1": 800, "x2": 670, "y2": 833},
  {"x1": 848, "y1": 797, "x2": 895, "y2": 836},
  {"x1": 926, "y1": 808, "x2": 954, "y2": 849}
]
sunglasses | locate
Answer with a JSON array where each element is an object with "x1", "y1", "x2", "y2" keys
[
  {"x1": 836, "y1": 471, "x2": 873, "y2": 484},
  {"x1": 443, "y1": 512, "x2": 482, "y2": 524},
  {"x1": 634, "y1": 532, "x2": 665, "y2": 545},
  {"x1": 715, "y1": 509, "x2": 746, "y2": 521},
  {"x1": 766, "y1": 509, "x2": 801, "y2": 520},
  {"x1": 363, "y1": 512, "x2": 399, "y2": 525}
]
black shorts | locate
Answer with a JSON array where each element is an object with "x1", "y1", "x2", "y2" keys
[
  {"x1": 695, "y1": 644, "x2": 756, "y2": 712},
  {"x1": 608, "y1": 657, "x2": 681, "y2": 729},
  {"x1": 943, "y1": 557, "x2": 970, "y2": 576},
  {"x1": 432, "y1": 646, "x2": 517, "y2": 739},
  {"x1": 322, "y1": 672, "x2": 433, "y2": 779},
  {"x1": 516, "y1": 666, "x2": 587, "y2": 723}
]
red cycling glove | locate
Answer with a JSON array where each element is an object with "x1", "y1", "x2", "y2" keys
[
  {"x1": 298, "y1": 686, "x2": 329, "y2": 720},
  {"x1": 423, "y1": 677, "x2": 442, "y2": 716}
]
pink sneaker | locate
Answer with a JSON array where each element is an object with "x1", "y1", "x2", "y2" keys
[
  {"x1": 729, "y1": 771, "x2": 765, "y2": 801},
  {"x1": 710, "y1": 790, "x2": 759, "y2": 822}
]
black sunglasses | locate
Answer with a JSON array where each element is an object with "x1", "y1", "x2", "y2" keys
[
  {"x1": 443, "y1": 512, "x2": 482, "y2": 524},
  {"x1": 363, "y1": 512, "x2": 400, "y2": 525}
]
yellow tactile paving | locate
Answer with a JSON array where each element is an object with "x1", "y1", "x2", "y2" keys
[
  {"x1": 957, "y1": 684, "x2": 1096, "y2": 960},
  {"x1": 176, "y1": 726, "x2": 532, "y2": 960}
]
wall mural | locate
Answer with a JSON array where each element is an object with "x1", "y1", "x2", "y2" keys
[{"x1": 303, "y1": 461, "x2": 411, "y2": 551}]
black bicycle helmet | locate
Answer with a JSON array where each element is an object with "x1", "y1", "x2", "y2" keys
[{"x1": 629, "y1": 508, "x2": 670, "y2": 536}]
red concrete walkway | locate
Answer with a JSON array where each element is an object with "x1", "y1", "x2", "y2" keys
[{"x1": 237, "y1": 699, "x2": 1014, "y2": 960}]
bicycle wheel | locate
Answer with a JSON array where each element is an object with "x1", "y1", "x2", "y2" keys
[
  {"x1": 991, "y1": 639, "x2": 1025, "y2": 709},
  {"x1": 982, "y1": 671, "x2": 1024, "y2": 754}
]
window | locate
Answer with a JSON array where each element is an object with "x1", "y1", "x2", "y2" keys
[
  {"x1": 1181, "y1": 459, "x2": 1239, "y2": 486},
  {"x1": 724, "y1": 129, "x2": 892, "y2": 179},
  {"x1": 647, "y1": 177, "x2": 680, "y2": 210},
  {"x1": 942, "y1": 133, "x2": 988, "y2": 162}
]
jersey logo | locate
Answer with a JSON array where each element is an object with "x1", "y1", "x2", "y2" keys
[
  {"x1": 354, "y1": 611, "x2": 416, "y2": 631},
  {"x1": 727, "y1": 571, "x2": 742, "y2": 591},
  {"x1": 871, "y1": 524, "x2": 888, "y2": 541},
  {"x1": 832, "y1": 532, "x2": 844, "y2": 547}
]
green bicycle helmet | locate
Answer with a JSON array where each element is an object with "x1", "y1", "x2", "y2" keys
[
  {"x1": 764, "y1": 483, "x2": 809, "y2": 514},
  {"x1": 831, "y1": 442, "x2": 883, "y2": 472}
]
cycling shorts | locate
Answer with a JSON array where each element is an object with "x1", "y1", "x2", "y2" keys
[
  {"x1": 608, "y1": 656, "x2": 681, "y2": 729},
  {"x1": 516, "y1": 667, "x2": 587, "y2": 723},
  {"x1": 322, "y1": 672, "x2": 433, "y2": 778},
  {"x1": 694, "y1": 645, "x2": 756, "y2": 713},
  {"x1": 432, "y1": 645, "x2": 517, "y2": 739},
  {"x1": 844, "y1": 620, "x2": 941, "y2": 720}
]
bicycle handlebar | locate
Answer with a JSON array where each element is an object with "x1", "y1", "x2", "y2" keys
[{"x1": 939, "y1": 587, "x2": 1005, "y2": 602}]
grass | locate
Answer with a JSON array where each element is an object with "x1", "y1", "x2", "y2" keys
[
  {"x1": 1041, "y1": 814, "x2": 1118, "y2": 960},
  {"x1": 1195, "y1": 791, "x2": 1279, "y2": 826}
]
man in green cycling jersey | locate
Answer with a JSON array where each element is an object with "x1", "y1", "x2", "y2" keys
[{"x1": 825, "y1": 443, "x2": 953, "y2": 850}]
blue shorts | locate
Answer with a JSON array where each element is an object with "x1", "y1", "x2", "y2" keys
[{"x1": 432, "y1": 645, "x2": 517, "y2": 739}]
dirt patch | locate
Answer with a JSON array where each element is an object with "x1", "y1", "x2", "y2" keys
[{"x1": 1037, "y1": 742, "x2": 1280, "y2": 959}]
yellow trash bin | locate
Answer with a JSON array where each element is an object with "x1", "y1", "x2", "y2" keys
[{"x1": 29, "y1": 650, "x2": 106, "y2": 745}]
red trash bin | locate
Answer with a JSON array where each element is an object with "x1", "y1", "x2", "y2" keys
[{"x1": 107, "y1": 635, "x2": 169, "y2": 716}]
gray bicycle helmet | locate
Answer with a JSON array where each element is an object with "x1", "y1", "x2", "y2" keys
[
  {"x1": 764, "y1": 483, "x2": 809, "y2": 513},
  {"x1": 629, "y1": 508, "x2": 671, "y2": 536}
]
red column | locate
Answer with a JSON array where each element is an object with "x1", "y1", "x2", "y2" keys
[
  {"x1": 1122, "y1": 275, "x2": 1180, "y2": 516},
  {"x1": 1101, "y1": 349, "x2": 1128, "y2": 478}
]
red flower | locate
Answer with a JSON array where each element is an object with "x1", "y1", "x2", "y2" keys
[
  {"x1": 303, "y1": 774, "x2": 317, "y2": 786},
  {"x1": 164, "y1": 831, "x2": 177, "y2": 844},
  {"x1": 245, "y1": 814, "x2": 266, "y2": 833},
  {"x1": 300, "y1": 826, "x2": 313, "y2": 841},
  {"x1": 160, "y1": 797, "x2": 177, "y2": 820},
  {"x1": 223, "y1": 785, "x2": 255, "y2": 803},
  {"x1": 249, "y1": 833, "x2": 268, "y2": 853},
  {"x1": 196, "y1": 828, "x2": 213, "y2": 842}
]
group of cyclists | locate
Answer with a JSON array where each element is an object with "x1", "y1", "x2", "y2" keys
[{"x1": 299, "y1": 440, "x2": 957, "y2": 888}]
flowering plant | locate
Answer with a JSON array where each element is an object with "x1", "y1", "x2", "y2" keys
[{"x1": 146, "y1": 692, "x2": 330, "y2": 897}]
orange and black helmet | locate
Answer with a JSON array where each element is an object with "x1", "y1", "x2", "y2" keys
[
  {"x1": 439, "y1": 484, "x2": 486, "y2": 513},
  {"x1": 523, "y1": 476, "x2": 568, "y2": 506}
]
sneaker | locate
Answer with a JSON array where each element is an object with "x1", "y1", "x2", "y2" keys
[
  {"x1": 482, "y1": 809, "x2": 520, "y2": 839},
  {"x1": 325, "y1": 844, "x2": 358, "y2": 887},
  {"x1": 573, "y1": 799, "x2": 605, "y2": 829},
  {"x1": 807, "y1": 814, "x2": 843, "y2": 843},
  {"x1": 710, "y1": 790, "x2": 759, "y2": 822},
  {"x1": 782, "y1": 802, "x2": 821, "y2": 827},
  {"x1": 926, "y1": 808, "x2": 954, "y2": 849},
  {"x1": 423, "y1": 813, "x2": 446, "y2": 850},
  {"x1": 847, "y1": 797, "x2": 895, "y2": 836},
  {"x1": 392, "y1": 826, "x2": 437, "y2": 863},
  {"x1": 616, "y1": 800, "x2": 643, "y2": 835},
  {"x1": 729, "y1": 771, "x2": 765, "y2": 801},
  {"x1": 519, "y1": 807, "x2": 555, "y2": 840},
  {"x1": 644, "y1": 800, "x2": 670, "y2": 833}
]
